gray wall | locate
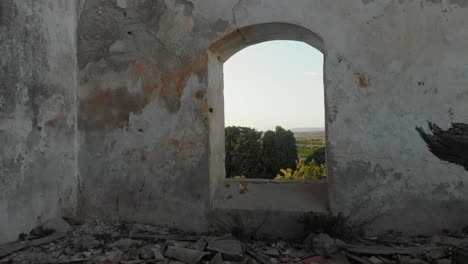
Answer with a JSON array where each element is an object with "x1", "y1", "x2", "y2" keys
[
  {"x1": 0, "y1": 0, "x2": 78, "y2": 243},
  {"x1": 75, "y1": 0, "x2": 468, "y2": 234},
  {"x1": 76, "y1": 0, "x2": 224, "y2": 231},
  {"x1": 3, "y1": 0, "x2": 468, "y2": 242}
]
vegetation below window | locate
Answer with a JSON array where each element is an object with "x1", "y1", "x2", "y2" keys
[{"x1": 225, "y1": 126, "x2": 326, "y2": 180}]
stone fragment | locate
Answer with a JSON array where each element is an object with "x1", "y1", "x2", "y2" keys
[
  {"x1": 210, "y1": 252, "x2": 223, "y2": 264},
  {"x1": 426, "y1": 248, "x2": 447, "y2": 260},
  {"x1": 93, "y1": 250, "x2": 123, "y2": 264},
  {"x1": 62, "y1": 216, "x2": 85, "y2": 226},
  {"x1": 207, "y1": 236, "x2": 244, "y2": 261},
  {"x1": 109, "y1": 238, "x2": 140, "y2": 252},
  {"x1": 8, "y1": 251, "x2": 56, "y2": 263},
  {"x1": 125, "y1": 248, "x2": 140, "y2": 261},
  {"x1": 312, "y1": 233, "x2": 338, "y2": 256},
  {"x1": 165, "y1": 246, "x2": 210, "y2": 264},
  {"x1": 368, "y1": 256, "x2": 383, "y2": 264},
  {"x1": 166, "y1": 240, "x2": 190, "y2": 248},
  {"x1": 246, "y1": 257, "x2": 258, "y2": 264},
  {"x1": 406, "y1": 258, "x2": 430, "y2": 264},
  {"x1": 431, "y1": 234, "x2": 468, "y2": 246},
  {"x1": 263, "y1": 248, "x2": 280, "y2": 257},
  {"x1": 302, "y1": 256, "x2": 327, "y2": 264},
  {"x1": 72, "y1": 236, "x2": 101, "y2": 250},
  {"x1": 30, "y1": 218, "x2": 71, "y2": 237},
  {"x1": 63, "y1": 247, "x2": 75, "y2": 256},
  {"x1": 139, "y1": 244, "x2": 155, "y2": 260},
  {"x1": 190, "y1": 237, "x2": 208, "y2": 251},
  {"x1": 139, "y1": 244, "x2": 165, "y2": 260},
  {"x1": 169, "y1": 261, "x2": 186, "y2": 264},
  {"x1": 283, "y1": 248, "x2": 310, "y2": 260}
]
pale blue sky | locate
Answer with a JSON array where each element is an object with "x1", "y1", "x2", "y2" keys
[{"x1": 224, "y1": 40, "x2": 324, "y2": 132}]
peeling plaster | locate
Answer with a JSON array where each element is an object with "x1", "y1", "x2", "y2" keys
[{"x1": 4, "y1": 0, "x2": 468, "y2": 242}]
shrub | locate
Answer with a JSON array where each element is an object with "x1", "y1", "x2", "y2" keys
[{"x1": 275, "y1": 160, "x2": 326, "y2": 180}]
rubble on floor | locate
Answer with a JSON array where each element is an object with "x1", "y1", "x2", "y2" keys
[{"x1": 0, "y1": 218, "x2": 467, "y2": 264}]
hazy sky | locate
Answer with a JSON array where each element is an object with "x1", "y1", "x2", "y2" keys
[{"x1": 224, "y1": 40, "x2": 324, "y2": 132}]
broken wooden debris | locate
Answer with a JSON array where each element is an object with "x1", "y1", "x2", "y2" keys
[
  {"x1": 164, "y1": 246, "x2": 210, "y2": 264},
  {"x1": 130, "y1": 233, "x2": 200, "y2": 242},
  {"x1": 0, "y1": 232, "x2": 66, "y2": 258},
  {"x1": 207, "y1": 235, "x2": 244, "y2": 261},
  {"x1": 340, "y1": 243, "x2": 431, "y2": 256},
  {"x1": 0, "y1": 220, "x2": 466, "y2": 264},
  {"x1": 242, "y1": 242, "x2": 274, "y2": 264}
]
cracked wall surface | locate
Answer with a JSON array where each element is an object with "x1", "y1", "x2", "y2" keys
[
  {"x1": 0, "y1": 0, "x2": 78, "y2": 243},
  {"x1": 75, "y1": 0, "x2": 468, "y2": 234},
  {"x1": 4, "y1": 0, "x2": 468, "y2": 242}
]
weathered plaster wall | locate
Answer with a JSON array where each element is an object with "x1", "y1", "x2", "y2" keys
[
  {"x1": 0, "y1": 0, "x2": 78, "y2": 243},
  {"x1": 76, "y1": 0, "x2": 468, "y2": 235},
  {"x1": 4, "y1": 0, "x2": 468, "y2": 241},
  {"x1": 76, "y1": 0, "x2": 233, "y2": 231},
  {"x1": 213, "y1": 179, "x2": 328, "y2": 213},
  {"x1": 76, "y1": 0, "x2": 468, "y2": 234}
]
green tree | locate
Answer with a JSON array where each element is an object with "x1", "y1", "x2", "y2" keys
[
  {"x1": 225, "y1": 126, "x2": 263, "y2": 178},
  {"x1": 262, "y1": 126, "x2": 298, "y2": 178},
  {"x1": 305, "y1": 146, "x2": 326, "y2": 165}
]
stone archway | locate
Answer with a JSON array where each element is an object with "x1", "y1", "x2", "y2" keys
[{"x1": 205, "y1": 23, "x2": 329, "y2": 237}]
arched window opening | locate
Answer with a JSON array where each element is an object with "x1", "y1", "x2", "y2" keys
[
  {"x1": 207, "y1": 23, "x2": 328, "y2": 214},
  {"x1": 224, "y1": 40, "x2": 325, "y2": 181}
]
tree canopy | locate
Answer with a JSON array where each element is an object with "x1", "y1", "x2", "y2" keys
[
  {"x1": 262, "y1": 126, "x2": 298, "y2": 178},
  {"x1": 225, "y1": 126, "x2": 299, "y2": 179},
  {"x1": 225, "y1": 126, "x2": 263, "y2": 178},
  {"x1": 305, "y1": 146, "x2": 326, "y2": 165}
]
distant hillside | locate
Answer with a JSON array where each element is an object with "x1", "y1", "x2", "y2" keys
[
  {"x1": 290, "y1": 128, "x2": 325, "y2": 138},
  {"x1": 290, "y1": 127, "x2": 324, "y2": 133},
  {"x1": 294, "y1": 131, "x2": 325, "y2": 138}
]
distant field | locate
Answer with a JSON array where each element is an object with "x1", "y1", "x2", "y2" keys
[{"x1": 294, "y1": 131, "x2": 325, "y2": 159}]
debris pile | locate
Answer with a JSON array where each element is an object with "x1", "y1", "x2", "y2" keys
[{"x1": 0, "y1": 218, "x2": 467, "y2": 264}]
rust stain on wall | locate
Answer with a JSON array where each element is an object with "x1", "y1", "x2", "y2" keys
[
  {"x1": 170, "y1": 138, "x2": 183, "y2": 151},
  {"x1": 358, "y1": 76, "x2": 368, "y2": 88},
  {"x1": 208, "y1": 27, "x2": 251, "y2": 54},
  {"x1": 195, "y1": 90, "x2": 204, "y2": 100},
  {"x1": 46, "y1": 111, "x2": 65, "y2": 127},
  {"x1": 188, "y1": 142, "x2": 196, "y2": 150},
  {"x1": 89, "y1": 90, "x2": 113, "y2": 116},
  {"x1": 132, "y1": 63, "x2": 147, "y2": 77},
  {"x1": 145, "y1": 83, "x2": 158, "y2": 95},
  {"x1": 175, "y1": 53, "x2": 208, "y2": 98},
  {"x1": 83, "y1": 51, "x2": 211, "y2": 129},
  {"x1": 169, "y1": 138, "x2": 200, "y2": 160},
  {"x1": 126, "y1": 148, "x2": 147, "y2": 162},
  {"x1": 202, "y1": 103, "x2": 209, "y2": 113},
  {"x1": 77, "y1": 196, "x2": 92, "y2": 217},
  {"x1": 84, "y1": 87, "x2": 142, "y2": 129}
]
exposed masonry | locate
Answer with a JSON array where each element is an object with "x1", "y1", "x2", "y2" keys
[{"x1": 3, "y1": 0, "x2": 468, "y2": 244}]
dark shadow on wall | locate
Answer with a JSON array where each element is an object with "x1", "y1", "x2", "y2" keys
[{"x1": 416, "y1": 122, "x2": 468, "y2": 170}]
